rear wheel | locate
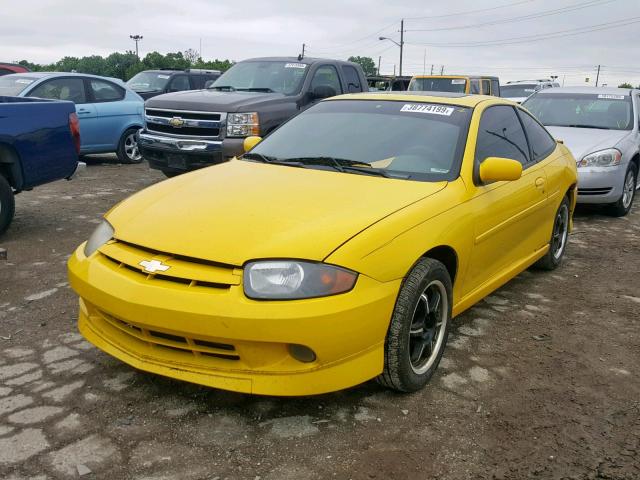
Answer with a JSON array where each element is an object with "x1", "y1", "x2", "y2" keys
[
  {"x1": 0, "y1": 175, "x2": 15, "y2": 236},
  {"x1": 535, "y1": 196, "x2": 570, "y2": 270},
  {"x1": 606, "y1": 163, "x2": 637, "y2": 217},
  {"x1": 377, "y1": 258, "x2": 452, "y2": 392},
  {"x1": 116, "y1": 128, "x2": 142, "y2": 164}
]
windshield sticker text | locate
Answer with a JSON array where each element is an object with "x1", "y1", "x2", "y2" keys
[
  {"x1": 157, "y1": 74, "x2": 170, "y2": 79},
  {"x1": 451, "y1": 79, "x2": 466, "y2": 84},
  {"x1": 285, "y1": 63, "x2": 307, "y2": 69},
  {"x1": 598, "y1": 94, "x2": 625, "y2": 100},
  {"x1": 400, "y1": 104, "x2": 454, "y2": 116},
  {"x1": 15, "y1": 79, "x2": 34, "y2": 84}
]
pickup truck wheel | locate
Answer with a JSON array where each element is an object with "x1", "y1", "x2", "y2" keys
[
  {"x1": 116, "y1": 128, "x2": 143, "y2": 164},
  {"x1": 377, "y1": 258, "x2": 452, "y2": 392},
  {"x1": 606, "y1": 163, "x2": 637, "y2": 217},
  {"x1": 0, "y1": 175, "x2": 15, "y2": 236}
]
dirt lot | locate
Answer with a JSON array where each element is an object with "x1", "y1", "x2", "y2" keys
[{"x1": 1, "y1": 159, "x2": 639, "y2": 480}]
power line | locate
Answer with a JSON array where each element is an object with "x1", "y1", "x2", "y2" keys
[
  {"x1": 405, "y1": 0, "x2": 537, "y2": 20},
  {"x1": 405, "y1": 0, "x2": 615, "y2": 32},
  {"x1": 406, "y1": 16, "x2": 640, "y2": 47}
]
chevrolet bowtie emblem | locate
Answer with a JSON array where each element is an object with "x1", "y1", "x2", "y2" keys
[
  {"x1": 169, "y1": 116, "x2": 185, "y2": 128},
  {"x1": 139, "y1": 259, "x2": 170, "y2": 273}
]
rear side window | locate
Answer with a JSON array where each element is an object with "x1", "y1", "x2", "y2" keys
[
  {"x1": 518, "y1": 109, "x2": 556, "y2": 161},
  {"x1": 169, "y1": 75, "x2": 190, "y2": 92},
  {"x1": 28, "y1": 78, "x2": 87, "y2": 104},
  {"x1": 481, "y1": 79, "x2": 491, "y2": 95},
  {"x1": 469, "y1": 79, "x2": 480, "y2": 94},
  {"x1": 89, "y1": 79, "x2": 125, "y2": 102},
  {"x1": 491, "y1": 79, "x2": 500, "y2": 96},
  {"x1": 475, "y1": 105, "x2": 529, "y2": 166},
  {"x1": 341, "y1": 65, "x2": 362, "y2": 93}
]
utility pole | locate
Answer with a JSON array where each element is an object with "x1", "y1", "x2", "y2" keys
[
  {"x1": 199, "y1": 38, "x2": 202, "y2": 60},
  {"x1": 595, "y1": 64, "x2": 601, "y2": 87},
  {"x1": 393, "y1": 64, "x2": 396, "y2": 76},
  {"x1": 377, "y1": 56, "x2": 381, "y2": 76},
  {"x1": 129, "y1": 34, "x2": 143, "y2": 60},
  {"x1": 430, "y1": 64, "x2": 434, "y2": 75},
  {"x1": 423, "y1": 49, "x2": 426, "y2": 75},
  {"x1": 399, "y1": 19, "x2": 404, "y2": 77},
  {"x1": 440, "y1": 65, "x2": 444, "y2": 75}
]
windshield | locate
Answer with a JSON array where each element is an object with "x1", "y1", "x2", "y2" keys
[
  {"x1": 126, "y1": 72, "x2": 171, "y2": 92},
  {"x1": 409, "y1": 77, "x2": 467, "y2": 93},
  {"x1": 211, "y1": 61, "x2": 308, "y2": 95},
  {"x1": 0, "y1": 75, "x2": 38, "y2": 96},
  {"x1": 523, "y1": 93, "x2": 633, "y2": 130},
  {"x1": 501, "y1": 84, "x2": 538, "y2": 98},
  {"x1": 247, "y1": 100, "x2": 472, "y2": 182}
]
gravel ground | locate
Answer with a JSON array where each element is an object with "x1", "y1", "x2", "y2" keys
[{"x1": 1, "y1": 158, "x2": 639, "y2": 480}]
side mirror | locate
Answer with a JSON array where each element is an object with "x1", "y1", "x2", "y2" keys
[
  {"x1": 312, "y1": 85, "x2": 337, "y2": 100},
  {"x1": 243, "y1": 136, "x2": 262, "y2": 153},
  {"x1": 479, "y1": 157, "x2": 523, "y2": 183}
]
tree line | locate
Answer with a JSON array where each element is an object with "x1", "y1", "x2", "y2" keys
[{"x1": 16, "y1": 49, "x2": 234, "y2": 81}]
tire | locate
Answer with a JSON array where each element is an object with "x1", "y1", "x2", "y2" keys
[
  {"x1": 116, "y1": 128, "x2": 143, "y2": 164},
  {"x1": 161, "y1": 170, "x2": 181, "y2": 178},
  {"x1": 606, "y1": 163, "x2": 637, "y2": 217},
  {"x1": 535, "y1": 195, "x2": 570, "y2": 271},
  {"x1": 0, "y1": 175, "x2": 16, "y2": 236},
  {"x1": 377, "y1": 258, "x2": 452, "y2": 393}
]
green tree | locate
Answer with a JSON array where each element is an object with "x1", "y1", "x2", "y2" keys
[
  {"x1": 619, "y1": 82, "x2": 633, "y2": 88},
  {"x1": 348, "y1": 56, "x2": 377, "y2": 76}
]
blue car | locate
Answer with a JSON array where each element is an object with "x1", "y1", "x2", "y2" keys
[{"x1": 0, "y1": 72, "x2": 144, "y2": 163}]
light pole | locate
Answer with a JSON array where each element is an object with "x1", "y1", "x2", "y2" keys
[
  {"x1": 130, "y1": 35, "x2": 143, "y2": 60},
  {"x1": 379, "y1": 19, "x2": 404, "y2": 77}
]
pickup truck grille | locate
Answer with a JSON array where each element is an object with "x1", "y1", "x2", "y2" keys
[{"x1": 145, "y1": 108, "x2": 224, "y2": 139}]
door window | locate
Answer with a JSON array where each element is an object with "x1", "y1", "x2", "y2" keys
[
  {"x1": 310, "y1": 65, "x2": 343, "y2": 95},
  {"x1": 28, "y1": 78, "x2": 87, "y2": 104},
  {"x1": 168, "y1": 75, "x2": 190, "y2": 92},
  {"x1": 517, "y1": 109, "x2": 557, "y2": 162},
  {"x1": 491, "y1": 79, "x2": 500, "y2": 96},
  {"x1": 89, "y1": 79, "x2": 125, "y2": 102},
  {"x1": 341, "y1": 65, "x2": 361, "y2": 93},
  {"x1": 469, "y1": 79, "x2": 480, "y2": 94},
  {"x1": 475, "y1": 105, "x2": 530, "y2": 167},
  {"x1": 481, "y1": 79, "x2": 491, "y2": 95}
]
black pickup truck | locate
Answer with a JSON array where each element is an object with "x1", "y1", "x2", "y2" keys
[{"x1": 137, "y1": 57, "x2": 368, "y2": 176}]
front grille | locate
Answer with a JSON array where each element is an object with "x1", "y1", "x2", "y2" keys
[
  {"x1": 147, "y1": 123, "x2": 220, "y2": 137},
  {"x1": 578, "y1": 187, "x2": 612, "y2": 195},
  {"x1": 99, "y1": 311, "x2": 240, "y2": 361},
  {"x1": 98, "y1": 240, "x2": 241, "y2": 289},
  {"x1": 145, "y1": 108, "x2": 224, "y2": 139},
  {"x1": 146, "y1": 109, "x2": 221, "y2": 121}
]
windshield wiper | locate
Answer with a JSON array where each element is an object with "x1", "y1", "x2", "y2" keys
[
  {"x1": 209, "y1": 85, "x2": 236, "y2": 91},
  {"x1": 242, "y1": 152, "x2": 305, "y2": 168},
  {"x1": 236, "y1": 87, "x2": 275, "y2": 93},
  {"x1": 563, "y1": 124, "x2": 610, "y2": 130},
  {"x1": 282, "y1": 156, "x2": 397, "y2": 178}
]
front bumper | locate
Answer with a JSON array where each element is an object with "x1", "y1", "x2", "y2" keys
[
  {"x1": 138, "y1": 131, "x2": 245, "y2": 174},
  {"x1": 576, "y1": 165, "x2": 626, "y2": 204},
  {"x1": 68, "y1": 245, "x2": 400, "y2": 396}
]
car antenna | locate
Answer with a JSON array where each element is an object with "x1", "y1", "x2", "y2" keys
[{"x1": 298, "y1": 43, "x2": 305, "y2": 61}]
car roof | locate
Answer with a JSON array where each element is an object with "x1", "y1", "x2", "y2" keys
[
  {"x1": 240, "y1": 56, "x2": 357, "y2": 66},
  {"x1": 329, "y1": 91, "x2": 500, "y2": 107},
  {"x1": 504, "y1": 80, "x2": 552, "y2": 85},
  {"x1": 11, "y1": 72, "x2": 124, "y2": 83},
  {"x1": 411, "y1": 75, "x2": 500, "y2": 81},
  {"x1": 535, "y1": 86, "x2": 635, "y2": 95}
]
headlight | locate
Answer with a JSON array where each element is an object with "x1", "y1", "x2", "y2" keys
[
  {"x1": 244, "y1": 260, "x2": 358, "y2": 300},
  {"x1": 84, "y1": 220, "x2": 114, "y2": 257},
  {"x1": 227, "y1": 112, "x2": 259, "y2": 138},
  {"x1": 578, "y1": 148, "x2": 621, "y2": 168}
]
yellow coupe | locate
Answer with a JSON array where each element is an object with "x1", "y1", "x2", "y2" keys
[{"x1": 68, "y1": 92, "x2": 577, "y2": 395}]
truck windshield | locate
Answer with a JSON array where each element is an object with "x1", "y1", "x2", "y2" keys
[
  {"x1": 500, "y1": 84, "x2": 538, "y2": 98},
  {"x1": 0, "y1": 75, "x2": 38, "y2": 96},
  {"x1": 247, "y1": 100, "x2": 471, "y2": 182},
  {"x1": 210, "y1": 61, "x2": 308, "y2": 95},
  {"x1": 523, "y1": 93, "x2": 633, "y2": 130},
  {"x1": 127, "y1": 72, "x2": 171, "y2": 92},
  {"x1": 409, "y1": 78, "x2": 467, "y2": 93}
]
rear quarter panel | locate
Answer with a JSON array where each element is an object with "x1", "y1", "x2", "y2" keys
[{"x1": 0, "y1": 97, "x2": 78, "y2": 189}]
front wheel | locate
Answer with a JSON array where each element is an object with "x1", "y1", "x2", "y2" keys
[
  {"x1": 606, "y1": 163, "x2": 637, "y2": 217},
  {"x1": 535, "y1": 196, "x2": 570, "y2": 271},
  {"x1": 0, "y1": 175, "x2": 16, "y2": 236},
  {"x1": 116, "y1": 128, "x2": 143, "y2": 164},
  {"x1": 377, "y1": 258, "x2": 452, "y2": 392}
]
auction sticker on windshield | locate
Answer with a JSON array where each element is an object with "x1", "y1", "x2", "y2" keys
[
  {"x1": 400, "y1": 104, "x2": 454, "y2": 116},
  {"x1": 451, "y1": 79, "x2": 466, "y2": 84},
  {"x1": 598, "y1": 94, "x2": 626, "y2": 100},
  {"x1": 285, "y1": 63, "x2": 306, "y2": 69}
]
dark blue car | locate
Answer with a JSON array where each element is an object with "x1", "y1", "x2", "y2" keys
[{"x1": 0, "y1": 72, "x2": 144, "y2": 163}]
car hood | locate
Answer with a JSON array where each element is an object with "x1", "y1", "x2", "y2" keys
[
  {"x1": 144, "y1": 89, "x2": 288, "y2": 112},
  {"x1": 503, "y1": 96, "x2": 528, "y2": 104},
  {"x1": 106, "y1": 160, "x2": 446, "y2": 266},
  {"x1": 545, "y1": 126, "x2": 631, "y2": 161}
]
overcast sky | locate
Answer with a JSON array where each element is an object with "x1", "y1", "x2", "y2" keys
[{"x1": 3, "y1": 0, "x2": 639, "y2": 86}]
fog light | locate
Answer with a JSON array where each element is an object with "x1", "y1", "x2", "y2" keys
[{"x1": 289, "y1": 344, "x2": 316, "y2": 363}]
